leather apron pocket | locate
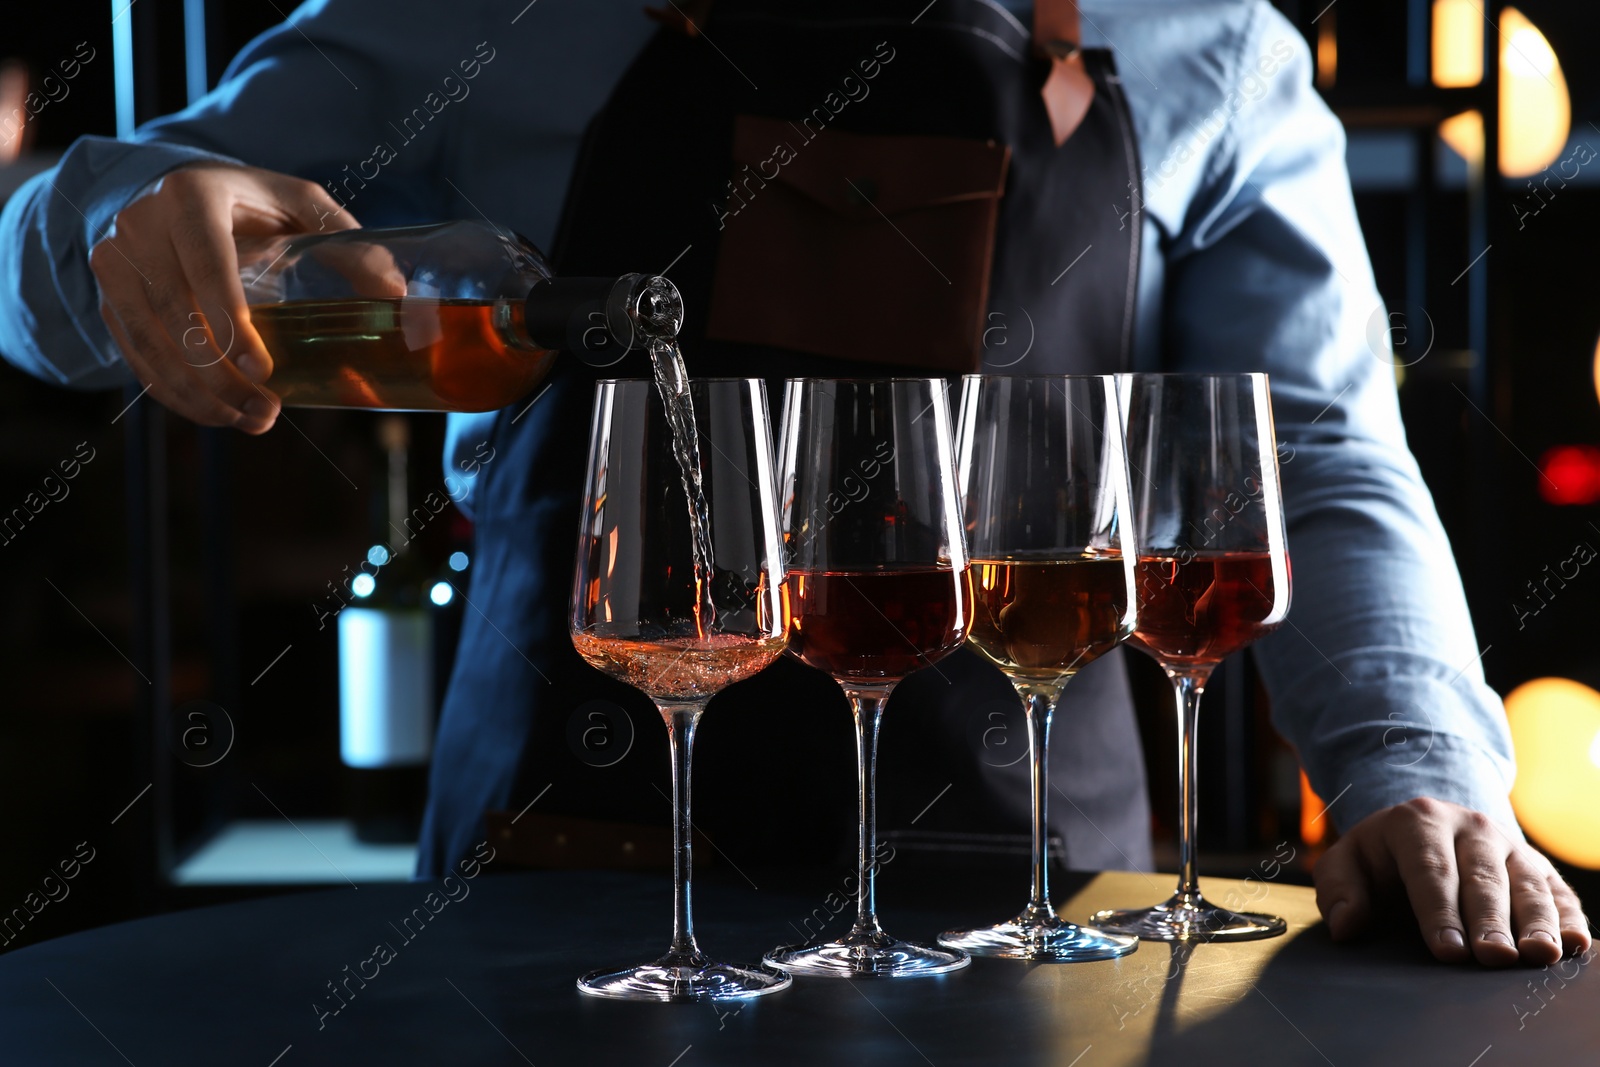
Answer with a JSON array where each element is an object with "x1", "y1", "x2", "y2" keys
[{"x1": 707, "y1": 114, "x2": 1010, "y2": 372}]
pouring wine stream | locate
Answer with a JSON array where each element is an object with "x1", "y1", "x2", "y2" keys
[{"x1": 648, "y1": 338, "x2": 718, "y2": 639}]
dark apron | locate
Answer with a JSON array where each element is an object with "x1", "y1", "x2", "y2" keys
[{"x1": 419, "y1": 0, "x2": 1152, "y2": 877}]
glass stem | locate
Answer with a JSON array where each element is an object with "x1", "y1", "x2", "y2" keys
[
  {"x1": 1170, "y1": 671, "x2": 1211, "y2": 903},
  {"x1": 846, "y1": 686, "x2": 892, "y2": 938},
  {"x1": 1018, "y1": 685, "x2": 1062, "y2": 922},
  {"x1": 661, "y1": 702, "x2": 706, "y2": 960}
]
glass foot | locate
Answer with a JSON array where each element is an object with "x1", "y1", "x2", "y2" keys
[
  {"x1": 766, "y1": 929, "x2": 970, "y2": 978},
  {"x1": 1089, "y1": 891, "x2": 1286, "y2": 943},
  {"x1": 577, "y1": 950, "x2": 791, "y2": 1002},
  {"x1": 938, "y1": 913, "x2": 1138, "y2": 962}
]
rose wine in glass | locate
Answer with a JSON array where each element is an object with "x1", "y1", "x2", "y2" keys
[
  {"x1": 765, "y1": 378, "x2": 973, "y2": 978},
  {"x1": 570, "y1": 377, "x2": 791, "y2": 1000},
  {"x1": 1091, "y1": 372, "x2": 1292, "y2": 942},
  {"x1": 937, "y1": 375, "x2": 1141, "y2": 962}
]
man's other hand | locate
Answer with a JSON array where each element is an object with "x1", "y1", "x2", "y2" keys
[{"x1": 1315, "y1": 796, "x2": 1592, "y2": 966}]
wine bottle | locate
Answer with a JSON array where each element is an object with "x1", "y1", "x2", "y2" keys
[{"x1": 238, "y1": 220, "x2": 683, "y2": 411}]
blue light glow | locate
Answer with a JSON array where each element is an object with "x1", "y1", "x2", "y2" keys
[
  {"x1": 448, "y1": 551, "x2": 469, "y2": 572},
  {"x1": 351, "y1": 573, "x2": 376, "y2": 598},
  {"x1": 430, "y1": 581, "x2": 453, "y2": 606}
]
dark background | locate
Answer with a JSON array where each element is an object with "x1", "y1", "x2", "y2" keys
[{"x1": 0, "y1": 0, "x2": 1597, "y2": 949}]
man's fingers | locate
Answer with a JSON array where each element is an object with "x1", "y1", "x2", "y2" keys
[
  {"x1": 168, "y1": 215, "x2": 274, "y2": 383},
  {"x1": 127, "y1": 244, "x2": 279, "y2": 431},
  {"x1": 1546, "y1": 870, "x2": 1593, "y2": 960},
  {"x1": 1453, "y1": 817, "x2": 1519, "y2": 967},
  {"x1": 1385, "y1": 798, "x2": 1472, "y2": 962},
  {"x1": 95, "y1": 263, "x2": 208, "y2": 422},
  {"x1": 84, "y1": 163, "x2": 349, "y2": 435},
  {"x1": 352, "y1": 243, "x2": 408, "y2": 297},
  {"x1": 138, "y1": 243, "x2": 221, "y2": 367},
  {"x1": 267, "y1": 171, "x2": 359, "y2": 235},
  {"x1": 1506, "y1": 850, "x2": 1564, "y2": 966},
  {"x1": 1313, "y1": 836, "x2": 1372, "y2": 942},
  {"x1": 106, "y1": 291, "x2": 243, "y2": 429},
  {"x1": 313, "y1": 241, "x2": 409, "y2": 299},
  {"x1": 237, "y1": 383, "x2": 281, "y2": 429},
  {"x1": 100, "y1": 309, "x2": 195, "y2": 428},
  {"x1": 103, "y1": 282, "x2": 273, "y2": 433},
  {"x1": 1320, "y1": 798, "x2": 1595, "y2": 969}
]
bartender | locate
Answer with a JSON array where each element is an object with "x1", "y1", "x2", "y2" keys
[{"x1": 0, "y1": 0, "x2": 1587, "y2": 967}]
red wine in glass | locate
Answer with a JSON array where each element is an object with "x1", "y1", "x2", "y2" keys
[
  {"x1": 1091, "y1": 373, "x2": 1292, "y2": 943},
  {"x1": 785, "y1": 567, "x2": 972, "y2": 682},
  {"x1": 1128, "y1": 551, "x2": 1284, "y2": 668},
  {"x1": 765, "y1": 378, "x2": 974, "y2": 979}
]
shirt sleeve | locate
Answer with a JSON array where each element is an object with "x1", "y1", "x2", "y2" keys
[
  {"x1": 0, "y1": 138, "x2": 226, "y2": 389},
  {"x1": 1154, "y1": 4, "x2": 1518, "y2": 832},
  {"x1": 0, "y1": 0, "x2": 493, "y2": 390}
]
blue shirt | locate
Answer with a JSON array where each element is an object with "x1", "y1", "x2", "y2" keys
[{"x1": 0, "y1": 0, "x2": 1519, "y2": 833}]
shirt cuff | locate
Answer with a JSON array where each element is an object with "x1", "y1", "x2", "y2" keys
[
  {"x1": 1296, "y1": 674, "x2": 1521, "y2": 837},
  {"x1": 0, "y1": 136, "x2": 243, "y2": 389}
]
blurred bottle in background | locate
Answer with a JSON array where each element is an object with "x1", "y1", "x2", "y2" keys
[{"x1": 338, "y1": 415, "x2": 434, "y2": 843}]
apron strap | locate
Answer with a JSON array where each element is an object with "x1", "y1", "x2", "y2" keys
[{"x1": 1034, "y1": 0, "x2": 1095, "y2": 146}]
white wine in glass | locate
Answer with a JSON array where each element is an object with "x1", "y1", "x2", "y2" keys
[{"x1": 938, "y1": 374, "x2": 1140, "y2": 962}]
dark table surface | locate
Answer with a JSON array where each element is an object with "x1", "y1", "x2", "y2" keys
[{"x1": 1, "y1": 865, "x2": 1593, "y2": 1066}]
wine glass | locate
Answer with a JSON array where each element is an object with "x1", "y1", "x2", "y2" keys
[
  {"x1": 570, "y1": 377, "x2": 792, "y2": 1000},
  {"x1": 1090, "y1": 372, "x2": 1291, "y2": 942},
  {"x1": 765, "y1": 379, "x2": 973, "y2": 978},
  {"x1": 937, "y1": 375, "x2": 1141, "y2": 961}
]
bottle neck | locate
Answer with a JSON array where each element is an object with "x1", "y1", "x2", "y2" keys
[{"x1": 520, "y1": 274, "x2": 684, "y2": 364}]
